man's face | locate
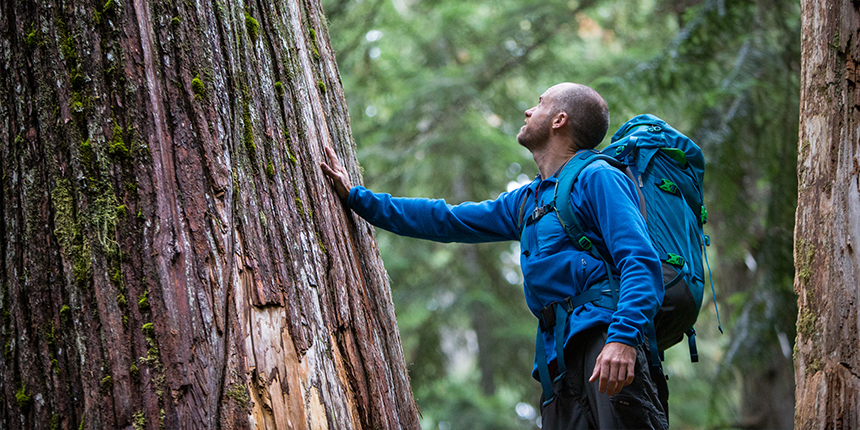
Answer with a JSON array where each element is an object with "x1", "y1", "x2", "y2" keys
[{"x1": 516, "y1": 90, "x2": 556, "y2": 150}]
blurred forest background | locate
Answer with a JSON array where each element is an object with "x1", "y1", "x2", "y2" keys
[{"x1": 321, "y1": 0, "x2": 800, "y2": 428}]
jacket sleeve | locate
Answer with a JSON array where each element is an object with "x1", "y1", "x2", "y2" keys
[
  {"x1": 346, "y1": 186, "x2": 524, "y2": 243},
  {"x1": 576, "y1": 165, "x2": 663, "y2": 347}
]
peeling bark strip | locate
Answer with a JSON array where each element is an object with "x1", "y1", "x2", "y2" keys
[
  {"x1": 795, "y1": 0, "x2": 860, "y2": 428},
  {"x1": 0, "y1": 0, "x2": 419, "y2": 428}
]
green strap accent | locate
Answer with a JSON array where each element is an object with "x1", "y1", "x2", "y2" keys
[
  {"x1": 701, "y1": 206, "x2": 708, "y2": 225},
  {"x1": 666, "y1": 253, "x2": 684, "y2": 267},
  {"x1": 615, "y1": 144, "x2": 627, "y2": 155},
  {"x1": 577, "y1": 236, "x2": 592, "y2": 250},
  {"x1": 554, "y1": 151, "x2": 626, "y2": 255},
  {"x1": 657, "y1": 178, "x2": 677, "y2": 194}
]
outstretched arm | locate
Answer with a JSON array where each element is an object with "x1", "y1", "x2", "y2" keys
[
  {"x1": 319, "y1": 145, "x2": 524, "y2": 243},
  {"x1": 320, "y1": 146, "x2": 352, "y2": 201}
]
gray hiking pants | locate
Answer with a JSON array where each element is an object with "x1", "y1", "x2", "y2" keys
[{"x1": 539, "y1": 326, "x2": 669, "y2": 430}]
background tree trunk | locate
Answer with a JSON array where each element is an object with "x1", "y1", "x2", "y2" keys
[
  {"x1": 795, "y1": 0, "x2": 860, "y2": 428},
  {"x1": 0, "y1": 0, "x2": 419, "y2": 428}
]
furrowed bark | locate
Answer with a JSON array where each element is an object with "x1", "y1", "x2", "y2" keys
[
  {"x1": 795, "y1": 0, "x2": 860, "y2": 428},
  {"x1": 0, "y1": 0, "x2": 419, "y2": 428}
]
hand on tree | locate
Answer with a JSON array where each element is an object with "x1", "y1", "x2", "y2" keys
[
  {"x1": 588, "y1": 341, "x2": 637, "y2": 396},
  {"x1": 320, "y1": 146, "x2": 353, "y2": 201}
]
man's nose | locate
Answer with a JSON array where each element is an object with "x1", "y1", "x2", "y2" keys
[{"x1": 525, "y1": 107, "x2": 534, "y2": 117}]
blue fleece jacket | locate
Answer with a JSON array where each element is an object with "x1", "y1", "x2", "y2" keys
[{"x1": 346, "y1": 160, "x2": 663, "y2": 379}]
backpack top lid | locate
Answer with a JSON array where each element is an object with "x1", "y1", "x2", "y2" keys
[{"x1": 609, "y1": 114, "x2": 705, "y2": 190}]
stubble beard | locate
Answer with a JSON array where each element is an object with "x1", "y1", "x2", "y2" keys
[{"x1": 516, "y1": 118, "x2": 551, "y2": 150}]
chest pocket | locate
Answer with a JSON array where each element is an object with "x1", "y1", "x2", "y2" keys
[{"x1": 534, "y1": 211, "x2": 568, "y2": 255}]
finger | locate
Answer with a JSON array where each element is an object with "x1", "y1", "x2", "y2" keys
[
  {"x1": 611, "y1": 361, "x2": 627, "y2": 396},
  {"x1": 605, "y1": 363, "x2": 618, "y2": 396},
  {"x1": 324, "y1": 146, "x2": 343, "y2": 170},
  {"x1": 625, "y1": 361, "x2": 635, "y2": 387},
  {"x1": 320, "y1": 163, "x2": 337, "y2": 179},
  {"x1": 589, "y1": 360, "x2": 601, "y2": 384},
  {"x1": 598, "y1": 359, "x2": 610, "y2": 394}
]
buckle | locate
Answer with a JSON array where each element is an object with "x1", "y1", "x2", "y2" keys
[
  {"x1": 577, "y1": 236, "x2": 592, "y2": 250},
  {"x1": 563, "y1": 297, "x2": 575, "y2": 313},
  {"x1": 658, "y1": 179, "x2": 678, "y2": 194},
  {"x1": 539, "y1": 304, "x2": 556, "y2": 331},
  {"x1": 666, "y1": 253, "x2": 685, "y2": 267}
]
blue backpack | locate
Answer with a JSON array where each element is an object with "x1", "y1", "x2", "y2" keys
[{"x1": 550, "y1": 114, "x2": 719, "y2": 361}]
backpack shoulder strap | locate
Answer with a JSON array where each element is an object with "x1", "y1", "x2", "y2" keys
[{"x1": 554, "y1": 151, "x2": 625, "y2": 258}]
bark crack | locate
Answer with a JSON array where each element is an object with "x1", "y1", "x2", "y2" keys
[{"x1": 838, "y1": 362, "x2": 860, "y2": 380}]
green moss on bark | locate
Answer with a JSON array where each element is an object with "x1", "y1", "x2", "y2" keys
[
  {"x1": 142, "y1": 322, "x2": 154, "y2": 337},
  {"x1": 243, "y1": 99, "x2": 256, "y2": 157},
  {"x1": 108, "y1": 125, "x2": 129, "y2": 158},
  {"x1": 132, "y1": 410, "x2": 145, "y2": 430},
  {"x1": 245, "y1": 12, "x2": 259, "y2": 41},
  {"x1": 225, "y1": 383, "x2": 250, "y2": 409},
  {"x1": 309, "y1": 28, "x2": 320, "y2": 60},
  {"x1": 266, "y1": 161, "x2": 275, "y2": 180},
  {"x1": 192, "y1": 74, "x2": 205, "y2": 99},
  {"x1": 138, "y1": 289, "x2": 149, "y2": 310},
  {"x1": 51, "y1": 179, "x2": 92, "y2": 287},
  {"x1": 16, "y1": 384, "x2": 31, "y2": 410}
]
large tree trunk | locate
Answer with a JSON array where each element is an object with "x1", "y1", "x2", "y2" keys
[
  {"x1": 795, "y1": 0, "x2": 860, "y2": 428},
  {"x1": 0, "y1": 0, "x2": 419, "y2": 428}
]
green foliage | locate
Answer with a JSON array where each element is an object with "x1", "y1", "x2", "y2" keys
[
  {"x1": 326, "y1": 0, "x2": 800, "y2": 427},
  {"x1": 275, "y1": 81, "x2": 284, "y2": 98},
  {"x1": 317, "y1": 79, "x2": 327, "y2": 94}
]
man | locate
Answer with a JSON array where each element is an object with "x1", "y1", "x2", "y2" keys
[{"x1": 321, "y1": 83, "x2": 668, "y2": 429}]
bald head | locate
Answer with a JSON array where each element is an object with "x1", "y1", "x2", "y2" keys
[{"x1": 548, "y1": 83, "x2": 609, "y2": 149}]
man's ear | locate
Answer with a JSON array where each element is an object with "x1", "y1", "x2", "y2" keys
[{"x1": 551, "y1": 111, "x2": 568, "y2": 129}]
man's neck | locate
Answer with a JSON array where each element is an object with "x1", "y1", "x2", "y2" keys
[{"x1": 532, "y1": 140, "x2": 581, "y2": 179}]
